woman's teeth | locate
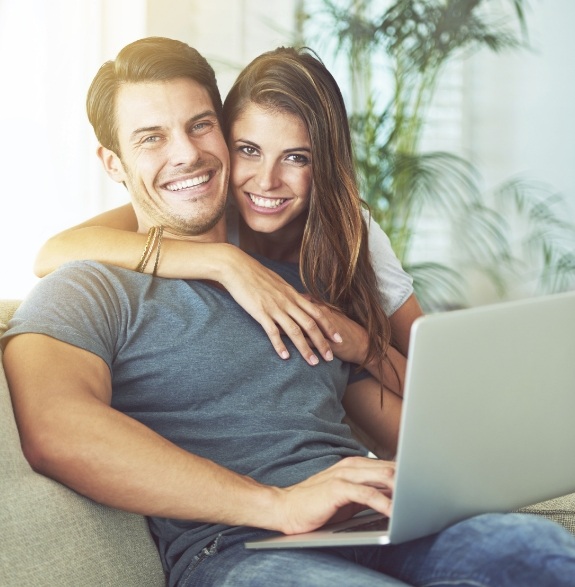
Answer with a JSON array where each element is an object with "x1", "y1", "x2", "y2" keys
[{"x1": 249, "y1": 194, "x2": 286, "y2": 208}]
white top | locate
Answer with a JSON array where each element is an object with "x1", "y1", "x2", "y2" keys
[{"x1": 225, "y1": 204, "x2": 413, "y2": 317}]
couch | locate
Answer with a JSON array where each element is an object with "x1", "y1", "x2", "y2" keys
[
  {"x1": 1, "y1": 300, "x2": 167, "y2": 586},
  {"x1": 2, "y1": 298, "x2": 574, "y2": 586}
]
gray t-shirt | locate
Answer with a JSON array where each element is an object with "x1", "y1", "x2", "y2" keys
[{"x1": 2, "y1": 256, "x2": 366, "y2": 582}]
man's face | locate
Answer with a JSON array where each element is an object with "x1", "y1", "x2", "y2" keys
[{"x1": 102, "y1": 78, "x2": 229, "y2": 240}]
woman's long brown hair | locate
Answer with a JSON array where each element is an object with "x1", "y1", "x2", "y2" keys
[{"x1": 223, "y1": 47, "x2": 391, "y2": 380}]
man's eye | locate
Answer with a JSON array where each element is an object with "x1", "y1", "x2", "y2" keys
[
  {"x1": 192, "y1": 121, "x2": 213, "y2": 134},
  {"x1": 143, "y1": 135, "x2": 161, "y2": 144}
]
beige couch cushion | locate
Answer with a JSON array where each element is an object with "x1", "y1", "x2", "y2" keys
[
  {"x1": 517, "y1": 495, "x2": 575, "y2": 534},
  {"x1": 0, "y1": 300, "x2": 166, "y2": 587}
]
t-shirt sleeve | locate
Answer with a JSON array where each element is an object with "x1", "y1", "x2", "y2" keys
[
  {"x1": 347, "y1": 364, "x2": 372, "y2": 386},
  {"x1": 363, "y1": 209, "x2": 414, "y2": 316},
  {"x1": 0, "y1": 263, "x2": 119, "y2": 371}
]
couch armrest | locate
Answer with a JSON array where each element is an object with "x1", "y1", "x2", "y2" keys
[{"x1": 1, "y1": 298, "x2": 166, "y2": 587}]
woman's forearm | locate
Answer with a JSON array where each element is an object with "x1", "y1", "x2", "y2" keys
[
  {"x1": 35, "y1": 224, "x2": 242, "y2": 282},
  {"x1": 35, "y1": 223, "x2": 341, "y2": 364},
  {"x1": 363, "y1": 344, "x2": 406, "y2": 397}
]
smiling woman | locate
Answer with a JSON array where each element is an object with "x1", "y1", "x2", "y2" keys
[{"x1": 229, "y1": 103, "x2": 312, "y2": 257}]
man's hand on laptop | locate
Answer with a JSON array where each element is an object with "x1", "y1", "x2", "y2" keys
[{"x1": 275, "y1": 456, "x2": 394, "y2": 535}]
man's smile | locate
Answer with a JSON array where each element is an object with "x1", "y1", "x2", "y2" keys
[{"x1": 164, "y1": 173, "x2": 211, "y2": 192}]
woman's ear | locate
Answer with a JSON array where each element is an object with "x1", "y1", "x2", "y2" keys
[{"x1": 97, "y1": 145, "x2": 127, "y2": 183}]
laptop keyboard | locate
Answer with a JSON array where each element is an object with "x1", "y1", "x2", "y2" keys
[{"x1": 334, "y1": 516, "x2": 390, "y2": 533}]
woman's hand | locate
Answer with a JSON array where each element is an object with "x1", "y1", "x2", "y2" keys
[
  {"x1": 308, "y1": 300, "x2": 406, "y2": 395},
  {"x1": 302, "y1": 300, "x2": 369, "y2": 365},
  {"x1": 217, "y1": 248, "x2": 342, "y2": 366}
]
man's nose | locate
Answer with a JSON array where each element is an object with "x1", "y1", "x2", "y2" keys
[{"x1": 168, "y1": 133, "x2": 201, "y2": 167}]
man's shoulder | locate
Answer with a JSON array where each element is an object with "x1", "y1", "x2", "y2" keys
[
  {"x1": 54, "y1": 259, "x2": 131, "y2": 277},
  {"x1": 20, "y1": 261, "x2": 144, "y2": 316},
  {"x1": 250, "y1": 255, "x2": 303, "y2": 292},
  {"x1": 46, "y1": 260, "x2": 147, "y2": 289}
]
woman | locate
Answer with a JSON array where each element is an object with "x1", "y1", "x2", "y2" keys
[{"x1": 35, "y1": 48, "x2": 422, "y2": 451}]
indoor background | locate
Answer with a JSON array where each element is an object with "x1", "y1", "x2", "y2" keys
[{"x1": 1, "y1": 0, "x2": 573, "y2": 307}]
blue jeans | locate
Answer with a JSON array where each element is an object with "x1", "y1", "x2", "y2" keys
[{"x1": 177, "y1": 513, "x2": 575, "y2": 587}]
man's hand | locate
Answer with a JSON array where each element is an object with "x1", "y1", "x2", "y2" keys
[{"x1": 271, "y1": 456, "x2": 394, "y2": 535}]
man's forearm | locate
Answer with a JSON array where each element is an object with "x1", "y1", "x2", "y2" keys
[
  {"x1": 3, "y1": 335, "x2": 281, "y2": 530},
  {"x1": 4, "y1": 334, "x2": 395, "y2": 537},
  {"x1": 47, "y1": 404, "x2": 280, "y2": 527}
]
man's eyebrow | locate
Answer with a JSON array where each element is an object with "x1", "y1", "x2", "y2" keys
[
  {"x1": 130, "y1": 110, "x2": 219, "y2": 141},
  {"x1": 190, "y1": 109, "x2": 219, "y2": 122},
  {"x1": 130, "y1": 126, "x2": 162, "y2": 141}
]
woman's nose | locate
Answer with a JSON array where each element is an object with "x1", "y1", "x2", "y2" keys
[{"x1": 255, "y1": 161, "x2": 281, "y2": 191}]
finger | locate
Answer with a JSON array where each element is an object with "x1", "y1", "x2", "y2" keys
[
  {"x1": 286, "y1": 308, "x2": 335, "y2": 363},
  {"x1": 277, "y1": 317, "x2": 320, "y2": 366},
  {"x1": 253, "y1": 300, "x2": 323, "y2": 365},
  {"x1": 258, "y1": 318, "x2": 291, "y2": 360},
  {"x1": 331, "y1": 457, "x2": 396, "y2": 491},
  {"x1": 298, "y1": 297, "x2": 343, "y2": 344},
  {"x1": 352, "y1": 484, "x2": 393, "y2": 518},
  {"x1": 325, "y1": 479, "x2": 393, "y2": 520}
]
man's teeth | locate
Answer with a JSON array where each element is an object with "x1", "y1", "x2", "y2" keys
[
  {"x1": 166, "y1": 174, "x2": 210, "y2": 191},
  {"x1": 249, "y1": 194, "x2": 286, "y2": 208}
]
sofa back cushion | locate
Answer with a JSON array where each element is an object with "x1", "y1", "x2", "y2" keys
[{"x1": 0, "y1": 300, "x2": 166, "y2": 587}]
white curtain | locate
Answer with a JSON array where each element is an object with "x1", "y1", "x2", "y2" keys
[{"x1": 0, "y1": 0, "x2": 145, "y2": 298}]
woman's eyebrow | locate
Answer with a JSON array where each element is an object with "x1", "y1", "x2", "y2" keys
[
  {"x1": 234, "y1": 138, "x2": 311, "y2": 154},
  {"x1": 282, "y1": 146, "x2": 311, "y2": 154}
]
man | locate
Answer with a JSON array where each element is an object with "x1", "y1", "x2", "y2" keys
[{"x1": 2, "y1": 37, "x2": 575, "y2": 587}]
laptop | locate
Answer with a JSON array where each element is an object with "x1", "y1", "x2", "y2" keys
[{"x1": 245, "y1": 290, "x2": 575, "y2": 549}]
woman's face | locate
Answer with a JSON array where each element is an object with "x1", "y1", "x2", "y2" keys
[{"x1": 228, "y1": 102, "x2": 312, "y2": 236}]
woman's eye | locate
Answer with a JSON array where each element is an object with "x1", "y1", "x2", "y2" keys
[
  {"x1": 143, "y1": 135, "x2": 161, "y2": 144},
  {"x1": 239, "y1": 145, "x2": 258, "y2": 156},
  {"x1": 287, "y1": 153, "x2": 310, "y2": 165}
]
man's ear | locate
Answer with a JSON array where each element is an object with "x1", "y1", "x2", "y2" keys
[{"x1": 97, "y1": 145, "x2": 127, "y2": 183}]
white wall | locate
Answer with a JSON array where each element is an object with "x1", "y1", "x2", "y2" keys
[
  {"x1": 465, "y1": 1, "x2": 575, "y2": 200},
  {"x1": 461, "y1": 0, "x2": 575, "y2": 302},
  {"x1": 0, "y1": 0, "x2": 146, "y2": 298},
  {"x1": 146, "y1": 0, "x2": 300, "y2": 97}
]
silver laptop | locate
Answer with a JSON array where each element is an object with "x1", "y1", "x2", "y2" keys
[{"x1": 246, "y1": 290, "x2": 575, "y2": 549}]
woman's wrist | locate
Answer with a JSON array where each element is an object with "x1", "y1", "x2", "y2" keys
[{"x1": 208, "y1": 243, "x2": 246, "y2": 286}]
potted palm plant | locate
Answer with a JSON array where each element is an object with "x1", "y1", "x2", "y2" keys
[{"x1": 301, "y1": 0, "x2": 575, "y2": 310}]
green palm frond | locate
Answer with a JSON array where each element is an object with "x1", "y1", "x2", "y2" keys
[
  {"x1": 407, "y1": 261, "x2": 465, "y2": 311},
  {"x1": 304, "y1": 0, "x2": 574, "y2": 311}
]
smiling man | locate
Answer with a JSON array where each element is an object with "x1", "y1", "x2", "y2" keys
[
  {"x1": 92, "y1": 49, "x2": 230, "y2": 239},
  {"x1": 3, "y1": 37, "x2": 575, "y2": 587}
]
